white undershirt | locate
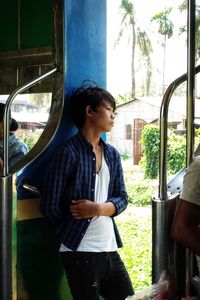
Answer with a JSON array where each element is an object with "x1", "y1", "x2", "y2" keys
[{"x1": 59, "y1": 151, "x2": 118, "y2": 252}]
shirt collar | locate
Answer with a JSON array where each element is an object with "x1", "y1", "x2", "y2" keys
[{"x1": 76, "y1": 131, "x2": 106, "y2": 149}]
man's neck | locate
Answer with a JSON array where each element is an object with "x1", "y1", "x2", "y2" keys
[{"x1": 80, "y1": 127, "x2": 101, "y2": 149}]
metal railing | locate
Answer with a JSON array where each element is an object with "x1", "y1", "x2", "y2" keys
[
  {"x1": 2, "y1": 67, "x2": 58, "y2": 177},
  {"x1": 153, "y1": 1, "x2": 197, "y2": 297},
  {"x1": 0, "y1": 66, "x2": 58, "y2": 300}
]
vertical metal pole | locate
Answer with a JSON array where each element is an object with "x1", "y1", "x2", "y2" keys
[
  {"x1": 0, "y1": 176, "x2": 13, "y2": 300},
  {"x1": 187, "y1": 0, "x2": 195, "y2": 166},
  {"x1": 0, "y1": 92, "x2": 13, "y2": 300},
  {"x1": 186, "y1": 0, "x2": 196, "y2": 296}
]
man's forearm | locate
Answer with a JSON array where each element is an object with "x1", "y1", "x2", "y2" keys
[
  {"x1": 171, "y1": 199, "x2": 200, "y2": 255},
  {"x1": 96, "y1": 202, "x2": 116, "y2": 216},
  {"x1": 70, "y1": 200, "x2": 116, "y2": 219}
]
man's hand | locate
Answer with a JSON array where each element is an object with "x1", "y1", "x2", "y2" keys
[
  {"x1": 69, "y1": 199, "x2": 116, "y2": 220},
  {"x1": 70, "y1": 200, "x2": 99, "y2": 219}
]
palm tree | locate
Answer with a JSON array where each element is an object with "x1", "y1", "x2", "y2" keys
[
  {"x1": 115, "y1": 0, "x2": 136, "y2": 99},
  {"x1": 179, "y1": 1, "x2": 200, "y2": 63},
  {"x1": 136, "y1": 30, "x2": 153, "y2": 96},
  {"x1": 116, "y1": 0, "x2": 153, "y2": 99},
  {"x1": 151, "y1": 7, "x2": 174, "y2": 94}
]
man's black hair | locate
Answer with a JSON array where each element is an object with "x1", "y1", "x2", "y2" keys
[{"x1": 69, "y1": 83, "x2": 116, "y2": 129}]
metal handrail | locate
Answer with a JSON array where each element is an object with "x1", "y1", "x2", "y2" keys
[
  {"x1": 0, "y1": 66, "x2": 58, "y2": 300},
  {"x1": 2, "y1": 66, "x2": 58, "y2": 177},
  {"x1": 159, "y1": 64, "x2": 200, "y2": 200},
  {"x1": 23, "y1": 183, "x2": 40, "y2": 196}
]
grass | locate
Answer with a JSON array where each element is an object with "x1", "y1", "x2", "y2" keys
[
  {"x1": 116, "y1": 205, "x2": 152, "y2": 292},
  {"x1": 123, "y1": 161, "x2": 159, "y2": 206},
  {"x1": 116, "y1": 161, "x2": 158, "y2": 292}
]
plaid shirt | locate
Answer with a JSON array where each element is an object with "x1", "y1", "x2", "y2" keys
[{"x1": 41, "y1": 131, "x2": 128, "y2": 250}]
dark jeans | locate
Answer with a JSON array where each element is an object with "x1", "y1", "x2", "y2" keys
[{"x1": 60, "y1": 251, "x2": 134, "y2": 300}]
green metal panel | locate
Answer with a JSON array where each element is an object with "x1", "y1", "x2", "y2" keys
[
  {"x1": 0, "y1": 0, "x2": 53, "y2": 52},
  {"x1": 20, "y1": 0, "x2": 53, "y2": 48},
  {"x1": 17, "y1": 218, "x2": 71, "y2": 300},
  {"x1": 0, "y1": 0, "x2": 18, "y2": 51}
]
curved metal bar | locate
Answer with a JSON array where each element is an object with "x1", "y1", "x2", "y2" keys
[
  {"x1": 23, "y1": 183, "x2": 40, "y2": 196},
  {"x1": 0, "y1": 67, "x2": 58, "y2": 300},
  {"x1": 159, "y1": 65, "x2": 200, "y2": 200},
  {"x1": 2, "y1": 66, "x2": 58, "y2": 177}
]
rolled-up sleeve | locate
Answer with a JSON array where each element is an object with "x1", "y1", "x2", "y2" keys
[
  {"x1": 40, "y1": 147, "x2": 74, "y2": 223},
  {"x1": 180, "y1": 158, "x2": 200, "y2": 206},
  {"x1": 106, "y1": 150, "x2": 128, "y2": 216}
]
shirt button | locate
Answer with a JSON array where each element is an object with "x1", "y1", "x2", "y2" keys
[
  {"x1": 88, "y1": 219, "x2": 90, "y2": 222},
  {"x1": 93, "y1": 158, "x2": 95, "y2": 161},
  {"x1": 91, "y1": 189, "x2": 94, "y2": 192},
  {"x1": 93, "y1": 173, "x2": 95, "y2": 176}
]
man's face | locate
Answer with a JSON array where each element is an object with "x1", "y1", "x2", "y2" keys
[{"x1": 90, "y1": 100, "x2": 116, "y2": 132}]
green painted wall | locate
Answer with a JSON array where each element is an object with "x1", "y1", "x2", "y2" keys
[
  {"x1": 0, "y1": 0, "x2": 53, "y2": 52},
  {"x1": 17, "y1": 218, "x2": 71, "y2": 300},
  {"x1": 0, "y1": 1, "x2": 18, "y2": 51},
  {"x1": 20, "y1": 0, "x2": 53, "y2": 48}
]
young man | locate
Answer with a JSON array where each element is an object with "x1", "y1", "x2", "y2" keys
[
  {"x1": 171, "y1": 157, "x2": 200, "y2": 274},
  {"x1": 41, "y1": 85, "x2": 134, "y2": 300},
  {"x1": 0, "y1": 103, "x2": 28, "y2": 174}
]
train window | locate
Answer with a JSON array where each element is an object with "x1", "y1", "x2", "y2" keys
[{"x1": 0, "y1": 92, "x2": 52, "y2": 150}]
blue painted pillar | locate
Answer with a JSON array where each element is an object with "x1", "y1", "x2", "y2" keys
[
  {"x1": 64, "y1": 0, "x2": 106, "y2": 90},
  {"x1": 58, "y1": 0, "x2": 107, "y2": 142}
]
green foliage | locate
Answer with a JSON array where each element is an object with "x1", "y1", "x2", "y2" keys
[
  {"x1": 141, "y1": 125, "x2": 186, "y2": 179},
  {"x1": 120, "y1": 0, "x2": 134, "y2": 16},
  {"x1": 19, "y1": 129, "x2": 43, "y2": 149},
  {"x1": 167, "y1": 131, "x2": 186, "y2": 173},
  {"x1": 126, "y1": 181, "x2": 155, "y2": 206},
  {"x1": 123, "y1": 164, "x2": 158, "y2": 207},
  {"x1": 137, "y1": 31, "x2": 153, "y2": 57},
  {"x1": 141, "y1": 125, "x2": 160, "y2": 179},
  {"x1": 115, "y1": 93, "x2": 132, "y2": 105},
  {"x1": 120, "y1": 152, "x2": 130, "y2": 161},
  {"x1": 151, "y1": 7, "x2": 174, "y2": 39}
]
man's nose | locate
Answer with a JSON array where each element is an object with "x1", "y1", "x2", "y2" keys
[{"x1": 111, "y1": 112, "x2": 116, "y2": 119}]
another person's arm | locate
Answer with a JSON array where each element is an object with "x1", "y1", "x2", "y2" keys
[
  {"x1": 9, "y1": 138, "x2": 28, "y2": 166},
  {"x1": 171, "y1": 158, "x2": 200, "y2": 255},
  {"x1": 171, "y1": 199, "x2": 200, "y2": 255}
]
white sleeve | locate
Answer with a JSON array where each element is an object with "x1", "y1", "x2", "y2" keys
[{"x1": 180, "y1": 157, "x2": 200, "y2": 206}]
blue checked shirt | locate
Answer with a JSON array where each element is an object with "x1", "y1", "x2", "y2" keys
[
  {"x1": 0, "y1": 134, "x2": 28, "y2": 166},
  {"x1": 40, "y1": 131, "x2": 128, "y2": 251}
]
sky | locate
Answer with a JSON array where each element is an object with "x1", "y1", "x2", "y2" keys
[{"x1": 106, "y1": 0, "x2": 187, "y2": 97}]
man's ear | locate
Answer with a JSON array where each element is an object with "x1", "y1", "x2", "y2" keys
[{"x1": 85, "y1": 105, "x2": 93, "y2": 117}]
